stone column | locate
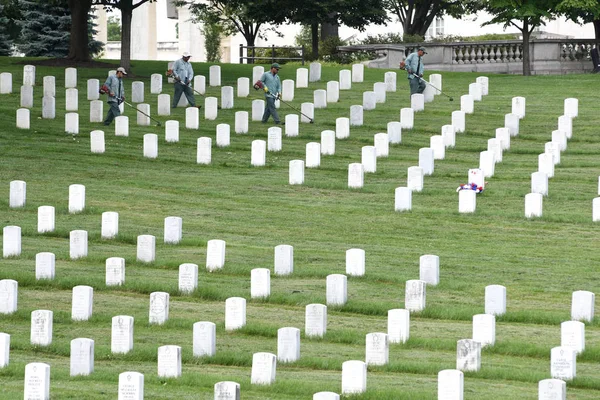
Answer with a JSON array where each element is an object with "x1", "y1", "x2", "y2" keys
[
  {"x1": 131, "y1": 0, "x2": 158, "y2": 60},
  {"x1": 177, "y1": 6, "x2": 205, "y2": 62},
  {"x1": 94, "y1": 6, "x2": 108, "y2": 45}
]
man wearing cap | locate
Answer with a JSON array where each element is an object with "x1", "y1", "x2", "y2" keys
[
  {"x1": 260, "y1": 63, "x2": 282, "y2": 124},
  {"x1": 102, "y1": 67, "x2": 127, "y2": 126},
  {"x1": 172, "y1": 52, "x2": 196, "y2": 108},
  {"x1": 402, "y1": 47, "x2": 427, "y2": 95}
]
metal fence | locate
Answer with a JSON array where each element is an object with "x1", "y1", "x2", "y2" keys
[{"x1": 239, "y1": 44, "x2": 305, "y2": 65}]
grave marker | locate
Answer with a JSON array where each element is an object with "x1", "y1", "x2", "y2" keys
[
  {"x1": 395, "y1": 187, "x2": 412, "y2": 212},
  {"x1": 158, "y1": 94, "x2": 171, "y2": 116},
  {"x1": 274, "y1": 245, "x2": 294, "y2": 275},
  {"x1": 221, "y1": 86, "x2": 234, "y2": 109},
  {"x1": 209, "y1": 65, "x2": 221, "y2": 86},
  {"x1": 438, "y1": 369, "x2": 464, "y2": 400},
  {"x1": 158, "y1": 345, "x2": 182, "y2": 378},
  {"x1": 374, "y1": 133, "x2": 389, "y2": 157},
  {"x1": 251, "y1": 268, "x2": 270, "y2": 298},
  {"x1": 385, "y1": 71, "x2": 397, "y2": 92},
  {"x1": 488, "y1": 138, "x2": 502, "y2": 163},
  {"x1": 20, "y1": 85, "x2": 33, "y2": 108},
  {"x1": 558, "y1": 115, "x2": 572, "y2": 139},
  {"x1": 341, "y1": 360, "x2": 367, "y2": 394},
  {"x1": 282, "y1": 79, "x2": 294, "y2": 101},
  {"x1": 305, "y1": 304, "x2": 327, "y2": 337},
  {"x1": 301, "y1": 102, "x2": 314, "y2": 123},
  {"x1": 452, "y1": 110, "x2": 465, "y2": 133},
  {"x1": 538, "y1": 379, "x2": 566, "y2": 400},
  {"x1": 131, "y1": 81, "x2": 144, "y2": 103},
  {"x1": 459, "y1": 190, "x2": 476, "y2": 213},
  {"x1": 545, "y1": 142, "x2": 560, "y2": 165},
  {"x1": 349, "y1": 105, "x2": 363, "y2": 126},
  {"x1": 399, "y1": 107, "x2": 414, "y2": 129},
  {"x1": 495, "y1": 127, "x2": 510, "y2": 150},
  {"x1": 505, "y1": 113, "x2": 520, "y2": 136},
  {"x1": 348, "y1": 163, "x2": 364, "y2": 189},
  {"x1": 430, "y1": 74, "x2": 442, "y2": 94},
  {"x1": 178, "y1": 263, "x2": 198, "y2": 294},
  {"x1": 0, "y1": 72, "x2": 12, "y2": 94},
  {"x1": 9, "y1": 180, "x2": 26, "y2": 208},
  {"x1": 346, "y1": 248, "x2": 365, "y2": 276},
  {"x1": 252, "y1": 66, "x2": 265, "y2": 85},
  {"x1": 225, "y1": 297, "x2": 246, "y2": 330},
  {"x1": 593, "y1": 198, "x2": 600, "y2": 222},
  {"x1": 306, "y1": 142, "x2": 321, "y2": 168},
  {"x1": 0, "y1": 333, "x2": 9, "y2": 368},
  {"x1": 193, "y1": 321, "x2": 216, "y2": 357},
  {"x1": 69, "y1": 230, "x2": 88, "y2": 259},
  {"x1": 197, "y1": 137, "x2": 212, "y2": 165},
  {"x1": 431, "y1": 135, "x2": 445, "y2": 160},
  {"x1": 336, "y1": 117, "x2": 349, "y2": 139},
  {"x1": 411, "y1": 93, "x2": 425, "y2": 111},
  {"x1": 310, "y1": 62, "x2": 321, "y2": 82},
  {"x1": 289, "y1": 160, "x2": 305, "y2": 185},
  {"x1": 571, "y1": 291, "x2": 595, "y2": 322},
  {"x1": 194, "y1": 75, "x2": 206, "y2": 94},
  {"x1": 512, "y1": 96, "x2": 526, "y2": 119},
  {"x1": 251, "y1": 140, "x2": 266, "y2": 167},
  {"x1": 90, "y1": 130, "x2": 105, "y2": 153},
  {"x1": 235, "y1": 111, "x2": 248, "y2": 134},
  {"x1": 442, "y1": 125, "x2": 456, "y2": 148},
  {"x1": 205, "y1": 97, "x2": 218, "y2": 120},
  {"x1": 137, "y1": 103, "x2": 151, "y2": 126},
  {"x1": 102, "y1": 211, "x2": 119, "y2": 239},
  {"x1": 387, "y1": 309, "x2": 410, "y2": 344},
  {"x1": 321, "y1": 130, "x2": 336, "y2": 155},
  {"x1": 365, "y1": 332, "x2": 389, "y2": 366},
  {"x1": 31, "y1": 310, "x2": 53, "y2": 346},
  {"x1": 561, "y1": 321, "x2": 585, "y2": 354},
  {"x1": 268, "y1": 127, "x2": 282, "y2": 152},
  {"x1": 456, "y1": 339, "x2": 481, "y2": 372},
  {"x1": 3, "y1": 226, "x2": 21, "y2": 258},
  {"x1": 407, "y1": 166, "x2": 424, "y2": 192},
  {"x1": 552, "y1": 130, "x2": 567, "y2": 152},
  {"x1": 461, "y1": 95, "x2": 474, "y2": 114},
  {"x1": 278, "y1": 327, "x2": 300, "y2": 363},
  {"x1": 314, "y1": 392, "x2": 339, "y2": 400},
  {"x1": 252, "y1": 99, "x2": 264, "y2": 121},
  {"x1": 362, "y1": 91, "x2": 376, "y2": 111},
  {"x1": 469, "y1": 82, "x2": 482, "y2": 101},
  {"x1": 296, "y1": 68, "x2": 309, "y2": 88},
  {"x1": 237, "y1": 77, "x2": 249, "y2": 98},
  {"x1": 485, "y1": 285, "x2": 506, "y2": 316},
  {"x1": 420, "y1": 255, "x2": 439, "y2": 285},
  {"x1": 476, "y1": 76, "x2": 489, "y2": 95},
  {"x1": 351, "y1": 64, "x2": 364, "y2": 82},
  {"x1": 418, "y1": 148, "x2": 434, "y2": 176},
  {"x1": 0, "y1": 279, "x2": 18, "y2": 314},
  {"x1": 106, "y1": 257, "x2": 125, "y2": 286},
  {"x1": 214, "y1": 381, "x2": 240, "y2": 400},
  {"x1": 531, "y1": 172, "x2": 548, "y2": 197},
  {"x1": 115, "y1": 116, "x2": 129, "y2": 137},
  {"x1": 23, "y1": 65, "x2": 36, "y2": 86},
  {"x1": 374, "y1": 82, "x2": 387, "y2": 103},
  {"x1": 150, "y1": 73, "x2": 162, "y2": 94},
  {"x1": 473, "y1": 314, "x2": 495, "y2": 347},
  {"x1": 35, "y1": 252, "x2": 55, "y2": 280},
  {"x1": 388, "y1": 121, "x2": 401, "y2": 144},
  {"x1": 326, "y1": 274, "x2": 347, "y2": 306},
  {"x1": 285, "y1": 114, "x2": 299, "y2": 137},
  {"x1": 362, "y1": 146, "x2": 377, "y2": 173},
  {"x1": 525, "y1": 193, "x2": 543, "y2": 218},
  {"x1": 423, "y1": 84, "x2": 434, "y2": 103},
  {"x1": 118, "y1": 371, "x2": 144, "y2": 400},
  {"x1": 70, "y1": 338, "x2": 94, "y2": 376},
  {"x1": 551, "y1": 347, "x2": 576, "y2": 380},
  {"x1": 42, "y1": 95, "x2": 55, "y2": 119},
  {"x1": 90, "y1": 100, "x2": 104, "y2": 123},
  {"x1": 314, "y1": 89, "x2": 327, "y2": 108},
  {"x1": 164, "y1": 216, "x2": 183, "y2": 244},
  {"x1": 16, "y1": 108, "x2": 29, "y2": 129},
  {"x1": 340, "y1": 69, "x2": 352, "y2": 89},
  {"x1": 468, "y1": 168, "x2": 484, "y2": 189},
  {"x1": 149, "y1": 291, "x2": 169, "y2": 325},
  {"x1": 37, "y1": 206, "x2": 55, "y2": 233},
  {"x1": 68, "y1": 184, "x2": 86, "y2": 213},
  {"x1": 564, "y1": 98, "x2": 578, "y2": 118},
  {"x1": 72, "y1": 285, "x2": 93, "y2": 321},
  {"x1": 137, "y1": 235, "x2": 155, "y2": 263},
  {"x1": 216, "y1": 122, "x2": 230, "y2": 145},
  {"x1": 24, "y1": 363, "x2": 50, "y2": 400},
  {"x1": 111, "y1": 316, "x2": 134, "y2": 354},
  {"x1": 538, "y1": 153, "x2": 554, "y2": 178},
  {"x1": 479, "y1": 151, "x2": 495, "y2": 178},
  {"x1": 326, "y1": 81, "x2": 339, "y2": 103},
  {"x1": 65, "y1": 67, "x2": 77, "y2": 88},
  {"x1": 251, "y1": 352, "x2": 277, "y2": 385},
  {"x1": 405, "y1": 280, "x2": 426, "y2": 312},
  {"x1": 206, "y1": 239, "x2": 226, "y2": 271}
]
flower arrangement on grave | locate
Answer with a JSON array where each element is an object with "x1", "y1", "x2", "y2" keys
[{"x1": 456, "y1": 183, "x2": 485, "y2": 194}]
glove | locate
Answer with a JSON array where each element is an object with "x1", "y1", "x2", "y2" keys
[
  {"x1": 419, "y1": 74, "x2": 423, "y2": 78},
  {"x1": 184, "y1": 79, "x2": 190, "y2": 85},
  {"x1": 99, "y1": 84, "x2": 110, "y2": 95},
  {"x1": 263, "y1": 87, "x2": 269, "y2": 93},
  {"x1": 253, "y1": 80, "x2": 264, "y2": 90},
  {"x1": 122, "y1": 96, "x2": 125, "y2": 101},
  {"x1": 166, "y1": 69, "x2": 173, "y2": 77},
  {"x1": 276, "y1": 93, "x2": 281, "y2": 100}
]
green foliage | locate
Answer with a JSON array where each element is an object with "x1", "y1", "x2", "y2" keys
[
  {"x1": 428, "y1": 33, "x2": 520, "y2": 42},
  {"x1": 481, "y1": 0, "x2": 561, "y2": 32},
  {"x1": 107, "y1": 15, "x2": 121, "y2": 41},
  {"x1": 402, "y1": 33, "x2": 426, "y2": 43},
  {"x1": 202, "y1": 21, "x2": 223, "y2": 63},
  {"x1": 557, "y1": 0, "x2": 600, "y2": 24},
  {"x1": 360, "y1": 32, "x2": 404, "y2": 44},
  {"x1": 0, "y1": 0, "x2": 21, "y2": 41},
  {"x1": 0, "y1": 4, "x2": 13, "y2": 55}
]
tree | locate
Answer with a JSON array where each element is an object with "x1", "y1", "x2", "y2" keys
[
  {"x1": 0, "y1": 0, "x2": 22, "y2": 42},
  {"x1": 558, "y1": 0, "x2": 600, "y2": 45},
  {"x1": 384, "y1": 0, "x2": 481, "y2": 37},
  {"x1": 481, "y1": 0, "x2": 561, "y2": 76},
  {"x1": 0, "y1": 4, "x2": 13, "y2": 55},
  {"x1": 107, "y1": 15, "x2": 121, "y2": 41}
]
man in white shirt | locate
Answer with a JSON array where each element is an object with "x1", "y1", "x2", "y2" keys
[{"x1": 171, "y1": 52, "x2": 197, "y2": 108}]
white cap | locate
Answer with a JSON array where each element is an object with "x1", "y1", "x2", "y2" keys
[
  {"x1": 182, "y1": 52, "x2": 191, "y2": 57},
  {"x1": 116, "y1": 67, "x2": 127, "y2": 75}
]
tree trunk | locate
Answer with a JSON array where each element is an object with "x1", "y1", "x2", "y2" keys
[
  {"x1": 321, "y1": 21, "x2": 338, "y2": 42},
  {"x1": 594, "y1": 19, "x2": 600, "y2": 48},
  {"x1": 67, "y1": 0, "x2": 92, "y2": 61},
  {"x1": 120, "y1": 5, "x2": 133, "y2": 71},
  {"x1": 521, "y1": 20, "x2": 531, "y2": 76},
  {"x1": 311, "y1": 23, "x2": 319, "y2": 59}
]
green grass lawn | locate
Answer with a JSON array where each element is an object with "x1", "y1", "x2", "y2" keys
[{"x1": 0, "y1": 56, "x2": 599, "y2": 399}]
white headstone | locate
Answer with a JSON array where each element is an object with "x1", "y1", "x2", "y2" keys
[
  {"x1": 411, "y1": 93, "x2": 425, "y2": 112},
  {"x1": 268, "y1": 127, "x2": 282, "y2": 152},
  {"x1": 72, "y1": 285, "x2": 93, "y2": 321},
  {"x1": 387, "y1": 121, "x2": 401, "y2": 144},
  {"x1": 365, "y1": 332, "x2": 389, "y2": 366},
  {"x1": 496, "y1": 127, "x2": 510, "y2": 150},
  {"x1": 23, "y1": 65, "x2": 36, "y2": 86},
  {"x1": 314, "y1": 89, "x2": 327, "y2": 109},
  {"x1": 351, "y1": 64, "x2": 364, "y2": 82},
  {"x1": 274, "y1": 245, "x2": 293, "y2": 275},
  {"x1": 69, "y1": 230, "x2": 88, "y2": 259},
  {"x1": 505, "y1": 113, "x2": 520, "y2": 136},
  {"x1": 89, "y1": 99, "x2": 104, "y2": 123},
  {"x1": 301, "y1": 102, "x2": 314, "y2": 123},
  {"x1": 206, "y1": 239, "x2": 226, "y2": 271},
  {"x1": 35, "y1": 252, "x2": 55, "y2": 280},
  {"x1": 485, "y1": 285, "x2": 506, "y2": 316},
  {"x1": 236, "y1": 77, "x2": 249, "y2": 98},
  {"x1": 469, "y1": 82, "x2": 482, "y2": 101},
  {"x1": 336, "y1": 117, "x2": 349, "y2": 139},
  {"x1": 374, "y1": 82, "x2": 387, "y2": 103},
  {"x1": 101, "y1": 211, "x2": 119, "y2": 239},
  {"x1": 430, "y1": 135, "x2": 445, "y2": 160},
  {"x1": 115, "y1": 116, "x2": 129, "y2": 137},
  {"x1": 282, "y1": 79, "x2": 294, "y2": 101},
  {"x1": 551, "y1": 347, "x2": 576, "y2": 380},
  {"x1": 209, "y1": 65, "x2": 221, "y2": 86},
  {"x1": 326, "y1": 81, "x2": 339, "y2": 103},
  {"x1": 278, "y1": 327, "x2": 300, "y2": 363},
  {"x1": 193, "y1": 321, "x2": 216, "y2": 357},
  {"x1": 131, "y1": 81, "x2": 144, "y2": 103},
  {"x1": 118, "y1": 371, "x2": 144, "y2": 400},
  {"x1": 158, "y1": 345, "x2": 182, "y2": 378},
  {"x1": 442, "y1": 125, "x2": 456, "y2": 148},
  {"x1": 538, "y1": 153, "x2": 554, "y2": 178},
  {"x1": 561, "y1": 321, "x2": 585, "y2": 354},
  {"x1": 3, "y1": 226, "x2": 21, "y2": 258},
  {"x1": 407, "y1": 166, "x2": 424, "y2": 192},
  {"x1": 296, "y1": 68, "x2": 308, "y2": 88},
  {"x1": 251, "y1": 140, "x2": 266, "y2": 167},
  {"x1": 164, "y1": 216, "x2": 182, "y2": 244},
  {"x1": 205, "y1": 96, "x2": 218, "y2": 120},
  {"x1": 384, "y1": 71, "x2": 397, "y2": 92},
  {"x1": 361, "y1": 146, "x2": 376, "y2": 173},
  {"x1": 68, "y1": 184, "x2": 86, "y2": 214},
  {"x1": 165, "y1": 122, "x2": 180, "y2": 144},
  {"x1": 374, "y1": 133, "x2": 389, "y2": 157},
  {"x1": 283, "y1": 114, "x2": 298, "y2": 137},
  {"x1": 89, "y1": 129, "x2": 105, "y2": 153},
  {"x1": 0, "y1": 279, "x2": 18, "y2": 314},
  {"x1": 289, "y1": 160, "x2": 305, "y2": 185},
  {"x1": 350, "y1": 105, "x2": 363, "y2": 126},
  {"x1": 512, "y1": 96, "x2": 526, "y2": 119},
  {"x1": 593, "y1": 198, "x2": 600, "y2": 222},
  {"x1": 150, "y1": 73, "x2": 162, "y2": 94},
  {"x1": 460, "y1": 94, "x2": 474, "y2": 114},
  {"x1": 545, "y1": 142, "x2": 560, "y2": 165},
  {"x1": 468, "y1": 168, "x2": 484, "y2": 189},
  {"x1": 0, "y1": 72, "x2": 12, "y2": 94},
  {"x1": 341, "y1": 360, "x2": 366, "y2": 394},
  {"x1": 136, "y1": 234, "x2": 156, "y2": 263},
  {"x1": 70, "y1": 338, "x2": 94, "y2": 376},
  {"x1": 64, "y1": 67, "x2": 77, "y2": 89},
  {"x1": 476, "y1": 76, "x2": 489, "y2": 95},
  {"x1": 106, "y1": 257, "x2": 125, "y2": 286},
  {"x1": 158, "y1": 94, "x2": 171, "y2": 116},
  {"x1": 251, "y1": 352, "x2": 277, "y2": 385},
  {"x1": 197, "y1": 137, "x2": 212, "y2": 165},
  {"x1": 400, "y1": 107, "x2": 414, "y2": 130},
  {"x1": 221, "y1": 86, "x2": 234, "y2": 109},
  {"x1": 423, "y1": 83, "x2": 435, "y2": 103},
  {"x1": 0, "y1": 333, "x2": 9, "y2": 368},
  {"x1": 42, "y1": 95, "x2": 55, "y2": 119},
  {"x1": 340, "y1": 69, "x2": 352, "y2": 89},
  {"x1": 395, "y1": 187, "x2": 412, "y2": 212},
  {"x1": 313, "y1": 392, "x2": 339, "y2": 400},
  {"x1": 24, "y1": 362, "x2": 50, "y2": 400},
  {"x1": 20, "y1": 85, "x2": 33, "y2": 108},
  {"x1": 30, "y1": 309, "x2": 53, "y2": 346},
  {"x1": 348, "y1": 163, "x2": 364, "y2": 189},
  {"x1": 571, "y1": 291, "x2": 595, "y2": 322},
  {"x1": 538, "y1": 379, "x2": 566, "y2": 400},
  {"x1": 452, "y1": 110, "x2": 465, "y2": 133},
  {"x1": 472, "y1": 313, "x2": 495, "y2": 347},
  {"x1": 321, "y1": 130, "x2": 335, "y2": 155},
  {"x1": 419, "y1": 255, "x2": 439, "y2": 285},
  {"x1": 405, "y1": 280, "x2": 426, "y2": 312},
  {"x1": 37, "y1": 206, "x2": 55, "y2": 233},
  {"x1": 225, "y1": 297, "x2": 246, "y2": 330},
  {"x1": 552, "y1": 130, "x2": 567, "y2": 152},
  {"x1": 458, "y1": 190, "x2": 476, "y2": 213},
  {"x1": 531, "y1": 172, "x2": 548, "y2": 197},
  {"x1": 438, "y1": 369, "x2": 464, "y2": 400},
  {"x1": 252, "y1": 66, "x2": 265, "y2": 85},
  {"x1": 178, "y1": 263, "x2": 198, "y2": 294},
  {"x1": 345, "y1": 248, "x2": 365, "y2": 276},
  {"x1": 387, "y1": 309, "x2": 409, "y2": 344},
  {"x1": 564, "y1": 98, "x2": 578, "y2": 118},
  {"x1": 326, "y1": 274, "x2": 347, "y2": 306},
  {"x1": 214, "y1": 381, "x2": 240, "y2": 400},
  {"x1": 111, "y1": 315, "x2": 134, "y2": 354},
  {"x1": 235, "y1": 111, "x2": 248, "y2": 134},
  {"x1": 558, "y1": 115, "x2": 572, "y2": 139},
  {"x1": 305, "y1": 304, "x2": 327, "y2": 337},
  {"x1": 418, "y1": 148, "x2": 434, "y2": 176},
  {"x1": 479, "y1": 150, "x2": 495, "y2": 178},
  {"x1": 9, "y1": 180, "x2": 26, "y2": 208},
  {"x1": 456, "y1": 339, "x2": 481, "y2": 372},
  {"x1": 186, "y1": 106, "x2": 199, "y2": 129},
  {"x1": 252, "y1": 99, "x2": 264, "y2": 121},
  {"x1": 363, "y1": 91, "x2": 377, "y2": 111},
  {"x1": 194, "y1": 75, "x2": 206, "y2": 94},
  {"x1": 149, "y1": 291, "x2": 169, "y2": 325},
  {"x1": 309, "y1": 62, "x2": 321, "y2": 82},
  {"x1": 306, "y1": 142, "x2": 321, "y2": 168},
  {"x1": 251, "y1": 268, "x2": 270, "y2": 298},
  {"x1": 430, "y1": 73, "x2": 442, "y2": 94},
  {"x1": 488, "y1": 138, "x2": 502, "y2": 163}
]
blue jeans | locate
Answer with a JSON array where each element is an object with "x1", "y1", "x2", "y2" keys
[
  {"x1": 262, "y1": 96, "x2": 280, "y2": 123},
  {"x1": 103, "y1": 101, "x2": 120, "y2": 125},
  {"x1": 173, "y1": 82, "x2": 196, "y2": 107},
  {"x1": 409, "y1": 77, "x2": 426, "y2": 95}
]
